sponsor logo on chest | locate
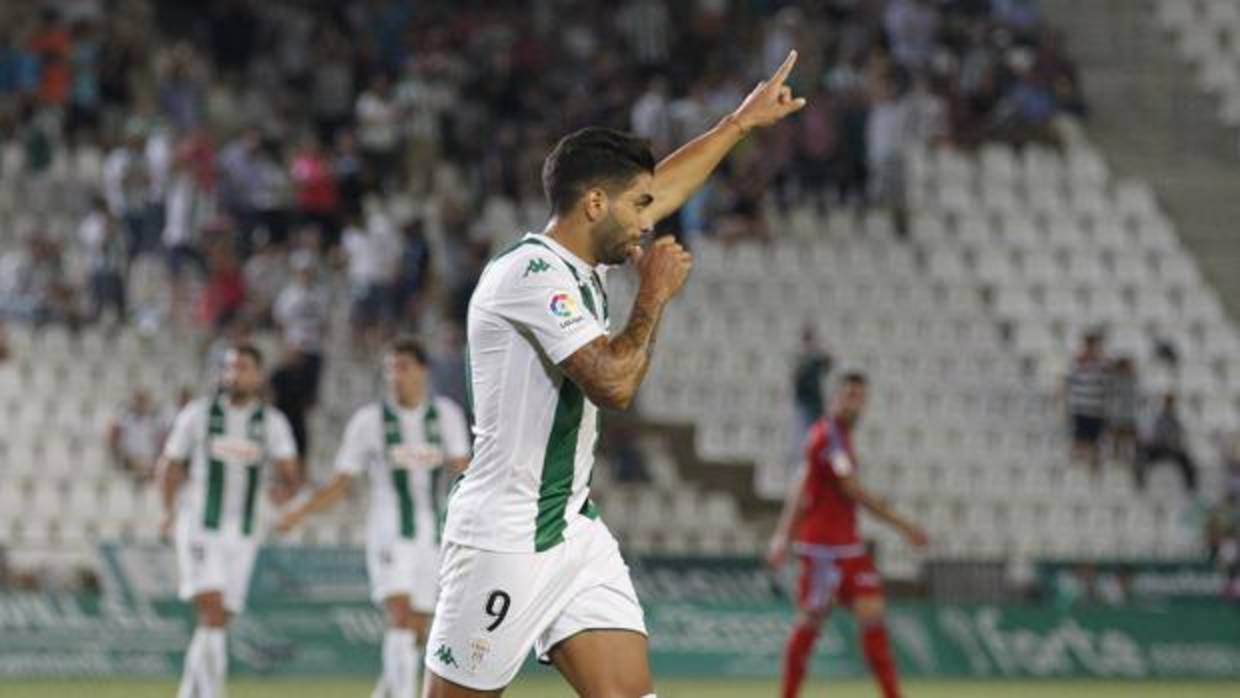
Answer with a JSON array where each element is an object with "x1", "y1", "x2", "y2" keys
[
  {"x1": 388, "y1": 443, "x2": 444, "y2": 469},
  {"x1": 209, "y1": 437, "x2": 263, "y2": 465}
]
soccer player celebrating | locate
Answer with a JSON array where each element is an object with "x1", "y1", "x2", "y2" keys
[
  {"x1": 278, "y1": 337, "x2": 471, "y2": 698},
  {"x1": 767, "y1": 372, "x2": 930, "y2": 698},
  {"x1": 424, "y1": 52, "x2": 805, "y2": 698},
  {"x1": 158, "y1": 344, "x2": 302, "y2": 698}
]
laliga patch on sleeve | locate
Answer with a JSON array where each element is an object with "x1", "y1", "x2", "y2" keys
[{"x1": 548, "y1": 290, "x2": 585, "y2": 329}]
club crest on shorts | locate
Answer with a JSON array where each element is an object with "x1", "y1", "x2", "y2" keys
[{"x1": 466, "y1": 636, "x2": 492, "y2": 674}]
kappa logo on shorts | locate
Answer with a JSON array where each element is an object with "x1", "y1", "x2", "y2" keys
[{"x1": 435, "y1": 644, "x2": 459, "y2": 668}]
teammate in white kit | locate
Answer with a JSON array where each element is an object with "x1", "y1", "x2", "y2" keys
[
  {"x1": 425, "y1": 51, "x2": 806, "y2": 698},
  {"x1": 278, "y1": 337, "x2": 471, "y2": 698},
  {"x1": 158, "y1": 344, "x2": 302, "y2": 698}
]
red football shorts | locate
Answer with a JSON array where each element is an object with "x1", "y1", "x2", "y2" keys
[{"x1": 796, "y1": 550, "x2": 883, "y2": 610}]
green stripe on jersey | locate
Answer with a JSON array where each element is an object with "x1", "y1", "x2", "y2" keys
[
  {"x1": 423, "y1": 401, "x2": 445, "y2": 543},
  {"x1": 204, "y1": 460, "x2": 225, "y2": 529},
  {"x1": 240, "y1": 405, "x2": 265, "y2": 534},
  {"x1": 203, "y1": 396, "x2": 266, "y2": 534},
  {"x1": 392, "y1": 469, "x2": 415, "y2": 538},
  {"x1": 534, "y1": 379, "x2": 585, "y2": 551},
  {"x1": 241, "y1": 465, "x2": 260, "y2": 535},
  {"x1": 383, "y1": 404, "x2": 415, "y2": 539},
  {"x1": 203, "y1": 400, "x2": 227, "y2": 530},
  {"x1": 591, "y1": 270, "x2": 609, "y2": 322},
  {"x1": 579, "y1": 283, "x2": 597, "y2": 319}
]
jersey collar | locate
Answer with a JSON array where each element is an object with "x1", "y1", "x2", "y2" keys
[
  {"x1": 388, "y1": 396, "x2": 429, "y2": 418},
  {"x1": 525, "y1": 232, "x2": 592, "y2": 274},
  {"x1": 217, "y1": 394, "x2": 261, "y2": 415}
]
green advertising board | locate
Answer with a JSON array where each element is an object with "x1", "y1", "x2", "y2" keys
[
  {"x1": 1, "y1": 545, "x2": 1237, "y2": 679},
  {"x1": 1036, "y1": 559, "x2": 1233, "y2": 607}
]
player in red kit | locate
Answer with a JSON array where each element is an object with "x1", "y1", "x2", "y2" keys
[{"x1": 767, "y1": 372, "x2": 929, "y2": 698}]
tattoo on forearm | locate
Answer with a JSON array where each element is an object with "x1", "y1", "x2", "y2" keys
[
  {"x1": 560, "y1": 297, "x2": 667, "y2": 408},
  {"x1": 614, "y1": 302, "x2": 660, "y2": 358},
  {"x1": 619, "y1": 301, "x2": 664, "y2": 392}
]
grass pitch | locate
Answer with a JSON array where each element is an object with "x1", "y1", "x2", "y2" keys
[{"x1": 6, "y1": 677, "x2": 1240, "y2": 697}]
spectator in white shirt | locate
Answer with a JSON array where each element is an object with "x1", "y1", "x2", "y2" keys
[
  {"x1": 271, "y1": 246, "x2": 330, "y2": 459},
  {"x1": 343, "y1": 212, "x2": 403, "y2": 347},
  {"x1": 355, "y1": 73, "x2": 402, "y2": 189},
  {"x1": 884, "y1": 0, "x2": 939, "y2": 73},
  {"x1": 669, "y1": 81, "x2": 715, "y2": 238},
  {"x1": 617, "y1": 0, "x2": 672, "y2": 67},
  {"x1": 102, "y1": 126, "x2": 154, "y2": 258},
  {"x1": 107, "y1": 387, "x2": 163, "y2": 481},
  {"x1": 867, "y1": 69, "x2": 912, "y2": 208},
  {"x1": 631, "y1": 76, "x2": 674, "y2": 156},
  {"x1": 242, "y1": 241, "x2": 290, "y2": 327},
  {"x1": 248, "y1": 138, "x2": 292, "y2": 246},
  {"x1": 161, "y1": 157, "x2": 211, "y2": 283},
  {"x1": 273, "y1": 250, "x2": 329, "y2": 388},
  {"x1": 78, "y1": 196, "x2": 128, "y2": 324}
]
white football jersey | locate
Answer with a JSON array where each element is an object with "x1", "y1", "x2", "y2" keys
[
  {"x1": 334, "y1": 396, "x2": 472, "y2": 547},
  {"x1": 164, "y1": 395, "x2": 298, "y2": 539},
  {"x1": 443, "y1": 233, "x2": 611, "y2": 553}
]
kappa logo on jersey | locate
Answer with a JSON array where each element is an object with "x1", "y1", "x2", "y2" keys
[
  {"x1": 548, "y1": 291, "x2": 584, "y2": 328},
  {"x1": 523, "y1": 258, "x2": 552, "y2": 277}
]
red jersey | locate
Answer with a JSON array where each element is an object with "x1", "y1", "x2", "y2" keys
[{"x1": 795, "y1": 417, "x2": 861, "y2": 549}]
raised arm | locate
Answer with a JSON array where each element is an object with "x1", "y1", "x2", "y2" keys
[
  {"x1": 647, "y1": 50, "x2": 806, "y2": 224},
  {"x1": 560, "y1": 236, "x2": 691, "y2": 410}
]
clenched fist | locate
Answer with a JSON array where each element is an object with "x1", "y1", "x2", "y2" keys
[{"x1": 636, "y1": 236, "x2": 693, "y2": 305}]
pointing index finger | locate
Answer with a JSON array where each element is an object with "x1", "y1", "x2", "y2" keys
[{"x1": 770, "y1": 49, "x2": 798, "y2": 87}]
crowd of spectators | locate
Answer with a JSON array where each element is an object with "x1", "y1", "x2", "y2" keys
[
  {"x1": 0, "y1": 0, "x2": 1091, "y2": 502},
  {"x1": 0, "y1": 0, "x2": 1086, "y2": 339}
]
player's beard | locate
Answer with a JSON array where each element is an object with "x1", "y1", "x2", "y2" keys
[
  {"x1": 592, "y1": 212, "x2": 633, "y2": 266},
  {"x1": 225, "y1": 383, "x2": 257, "y2": 403},
  {"x1": 393, "y1": 378, "x2": 425, "y2": 406}
]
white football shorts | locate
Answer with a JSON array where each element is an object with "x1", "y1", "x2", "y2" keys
[
  {"x1": 175, "y1": 530, "x2": 259, "y2": 613},
  {"x1": 424, "y1": 518, "x2": 646, "y2": 690},
  {"x1": 366, "y1": 536, "x2": 441, "y2": 611}
]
